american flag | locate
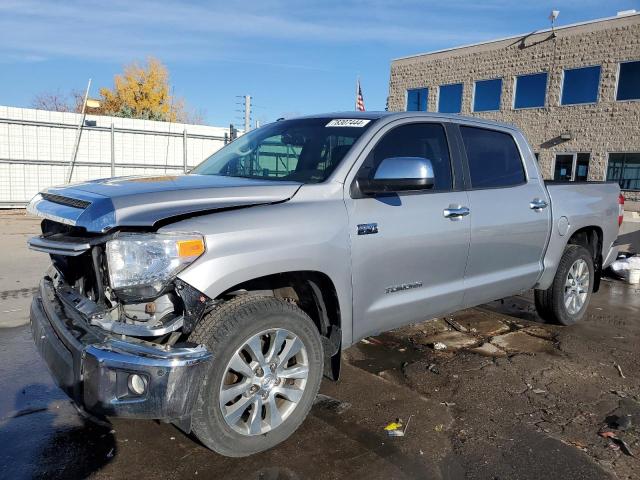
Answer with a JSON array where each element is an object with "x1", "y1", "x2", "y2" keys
[{"x1": 356, "y1": 79, "x2": 365, "y2": 112}]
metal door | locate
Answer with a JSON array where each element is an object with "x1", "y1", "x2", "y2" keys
[{"x1": 345, "y1": 121, "x2": 470, "y2": 340}]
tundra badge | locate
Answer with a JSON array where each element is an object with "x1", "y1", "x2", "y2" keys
[{"x1": 385, "y1": 282, "x2": 423, "y2": 294}]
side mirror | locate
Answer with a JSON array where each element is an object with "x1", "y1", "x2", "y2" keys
[{"x1": 359, "y1": 157, "x2": 435, "y2": 195}]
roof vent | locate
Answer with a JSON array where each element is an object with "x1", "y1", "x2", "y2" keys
[{"x1": 617, "y1": 9, "x2": 637, "y2": 16}]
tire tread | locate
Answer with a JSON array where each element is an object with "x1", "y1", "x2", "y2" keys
[
  {"x1": 188, "y1": 294, "x2": 323, "y2": 457},
  {"x1": 534, "y1": 244, "x2": 593, "y2": 325}
]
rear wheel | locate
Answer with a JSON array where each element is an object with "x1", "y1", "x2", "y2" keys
[
  {"x1": 189, "y1": 295, "x2": 323, "y2": 457},
  {"x1": 534, "y1": 244, "x2": 594, "y2": 325}
]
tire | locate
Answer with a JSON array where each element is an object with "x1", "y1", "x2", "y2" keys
[
  {"x1": 189, "y1": 295, "x2": 323, "y2": 457},
  {"x1": 534, "y1": 244, "x2": 594, "y2": 325}
]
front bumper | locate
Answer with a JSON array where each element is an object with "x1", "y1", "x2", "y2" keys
[{"x1": 30, "y1": 279, "x2": 212, "y2": 420}]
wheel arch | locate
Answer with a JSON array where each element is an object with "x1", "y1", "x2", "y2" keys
[
  {"x1": 536, "y1": 223, "x2": 605, "y2": 291},
  {"x1": 215, "y1": 270, "x2": 342, "y2": 380},
  {"x1": 566, "y1": 226, "x2": 603, "y2": 292}
]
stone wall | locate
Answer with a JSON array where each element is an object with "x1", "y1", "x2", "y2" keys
[{"x1": 388, "y1": 14, "x2": 640, "y2": 202}]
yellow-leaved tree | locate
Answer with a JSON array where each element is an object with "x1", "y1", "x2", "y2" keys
[{"x1": 99, "y1": 57, "x2": 197, "y2": 122}]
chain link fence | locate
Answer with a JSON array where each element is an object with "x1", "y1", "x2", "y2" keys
[{"x1": 0, "y1": 105, "x2": 232, "y2": 207}]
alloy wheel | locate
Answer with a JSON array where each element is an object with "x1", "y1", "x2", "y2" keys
[
  {"x1": 564, "y1": 258, "x2": 590, "y2": 315},
  {"x1": 218, "y1": 328, "x2": 309, "y2": 436}
]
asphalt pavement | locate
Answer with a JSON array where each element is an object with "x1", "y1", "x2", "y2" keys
[{"x1": 1, "y1": 211, "x2": 639, "y2": 479}]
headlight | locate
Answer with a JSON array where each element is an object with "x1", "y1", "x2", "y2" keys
[{"x1": 106, "y1": 233, "x2": 205, "y2": 297}]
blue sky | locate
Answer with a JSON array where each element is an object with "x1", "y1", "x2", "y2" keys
[{"x1": 0, "y1": 0, "x2": 638, "y2": 126}]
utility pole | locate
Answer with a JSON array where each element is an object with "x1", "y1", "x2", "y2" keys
[
  {"x1": 234, "y1": 94, "x2": 253, "y2": 132},
  {"x1": 244, "y1": 95, "x2": 251, "y2": 132},
  {"x1": 67, "y1": 78, "x2": 92, "y2": 183}
]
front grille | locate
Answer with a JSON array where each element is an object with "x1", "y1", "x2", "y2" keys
[{"x1": 41, "y1": 193, "x2": 91, "y2": 210}]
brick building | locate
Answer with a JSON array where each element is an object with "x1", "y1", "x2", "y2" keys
[{"x1": 387, "y1": 11, "x2": 640, "y2": 206}]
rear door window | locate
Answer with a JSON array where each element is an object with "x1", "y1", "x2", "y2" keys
[{"x1": 460, "y1": 126, "x2": 525, "y2": 188}]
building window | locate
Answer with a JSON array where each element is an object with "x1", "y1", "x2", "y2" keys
[
  {"x1": 607, "y1": 153, "x2": 640, "y2": 190},
  {"x1": 438, "y1": 83, "x2": 463, "y2": 113},
  {"x1": 514, "y1": 72, "x2": 547, "y2": 109},
  {"x1": 575, "y1": 153, "x2": 590, "y2": 181},
  {"x1": 561, "y1": 66, "x2": 601, "y2": 105},
  {"x1": 617, "y1": 61, "x2": 640, "y2": 101},
  {"x1": 554, "y1": 154, "x2": 574, "y2": 181},
  {"x1": 554, "y1": 153, "x2": 590, "y2": 181},
  {"x1": 460, "y1": 126, "x2": 525, "y2": 188},
  {"x1": 473, "y1": 78, "x2": 502, "y2": 112},
  {"x1": 407, "y1": 88, "x2": 428, "y2": 111}
]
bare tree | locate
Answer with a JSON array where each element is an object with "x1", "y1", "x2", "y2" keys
[
  {"x1": 31, "y1": 90, "x2": 74, "y2": 112},
  {"x1": 179, "y1": 107, "x2": 207, "y2": 125},
  {"x1": 69, "y1": 89, "x2": 87, "y2": 113}
]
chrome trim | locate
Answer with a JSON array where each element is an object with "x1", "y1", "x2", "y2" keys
[
  {"x1": 90, "y1": 315, "x2": 185, "y2": 337},
  {"x1": 374, "y1": 156, "x2": 435, "y2": 181},
  {"x1": 27, "y1": 235, "x2": 91, "y2": 256},
  {"x1": 30, "y1": 279, "x2": 212, "y2": 420},
  {"x1": 385, "y1": 281, "x2": 423, "y2": 294},
  {"x1": 357, "y1": 223, "x2": 379, "y2": 235},
  {"x1": 87, "y1": 338, "x2": 211, "y2": 368},
  {"x1": 443, "y1": 206, "x2": 470, "y2": 219},
  {"x1": 530, "y1": 198, "x2": 549, "y2": 210}
]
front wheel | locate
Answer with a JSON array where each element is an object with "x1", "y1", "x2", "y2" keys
[
  {"x1": 534, "y1": 244, "x2": 594, "y2": 325},
  {"x1": 189, "y1": 295, "x2": 323, "y2": 457}
]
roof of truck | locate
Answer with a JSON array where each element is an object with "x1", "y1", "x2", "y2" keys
[{"x1": 295, "y1": 111, "x2": 518, "y2": 131}]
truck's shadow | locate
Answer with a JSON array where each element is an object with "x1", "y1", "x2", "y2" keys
[{"x1": 0, "y1": 384, "x2": 116, "y2": 480}]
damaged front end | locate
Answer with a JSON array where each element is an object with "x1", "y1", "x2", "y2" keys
[{"x1": 28, "y1": 218, "x2": 214, "y2": 427}]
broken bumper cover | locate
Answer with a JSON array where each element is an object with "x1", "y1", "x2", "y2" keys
[{"x1": 29, "y1": 279, "x2": 212, "y2": 420}]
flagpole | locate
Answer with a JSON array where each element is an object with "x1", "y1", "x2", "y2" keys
[{"x1": 355, "y1": 76, "x2": 359, "y2": 111}]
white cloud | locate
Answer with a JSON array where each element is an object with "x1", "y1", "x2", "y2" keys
[{"x1": 0, "y1": 0, "x2": 513, "y2": 64}]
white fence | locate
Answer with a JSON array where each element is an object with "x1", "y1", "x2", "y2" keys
[{"x1": 0, "y1": 105, "x2": 232, "y2": 207}]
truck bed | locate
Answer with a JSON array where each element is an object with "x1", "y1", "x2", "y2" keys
[{"x1": 535, "y1": 181, "x2": 620, "y2": 290}]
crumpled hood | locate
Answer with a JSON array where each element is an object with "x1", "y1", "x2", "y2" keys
[{"x1": 27, "y1": 174, "x2": 301, "y2": 233}]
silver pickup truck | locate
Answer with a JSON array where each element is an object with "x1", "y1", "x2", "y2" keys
[{"x1": 27, "y1": 112, "x2": 622, "y2": 456}]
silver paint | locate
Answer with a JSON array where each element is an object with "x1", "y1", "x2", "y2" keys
[
  {"x1": 373, "y1": 156, "x2": 434, "y2": 181},
  {"x1": 28, "y1": 175, "x2": 301, "y2": 233},
  {"x1": 27, "y1": 111, "x2": 621, "y2": 350}
]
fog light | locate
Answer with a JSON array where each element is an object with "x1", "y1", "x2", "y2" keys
[{"x1": 128, "y1": 374, "x2": 147, "y2": 395}]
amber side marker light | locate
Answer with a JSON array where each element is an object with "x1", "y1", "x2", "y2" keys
[{"x1": 178, "y1": 239, "x2": 205, "y2": 257}]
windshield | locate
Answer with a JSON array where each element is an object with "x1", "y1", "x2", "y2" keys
[{"x1": 190, "y1": 117, "x2": 374, "y2": 183}]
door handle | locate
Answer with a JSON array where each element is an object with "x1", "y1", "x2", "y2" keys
[
  {"x1": 530, "y1": 199, "x2": 548, "y2": 210},
  {"x1": 443, "y1": 206, "x2": 470, "y2": 219}
]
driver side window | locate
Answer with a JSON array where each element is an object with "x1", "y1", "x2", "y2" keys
[{"x1": 361, "y1": 123, "x2": 453, "y2": 191}]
